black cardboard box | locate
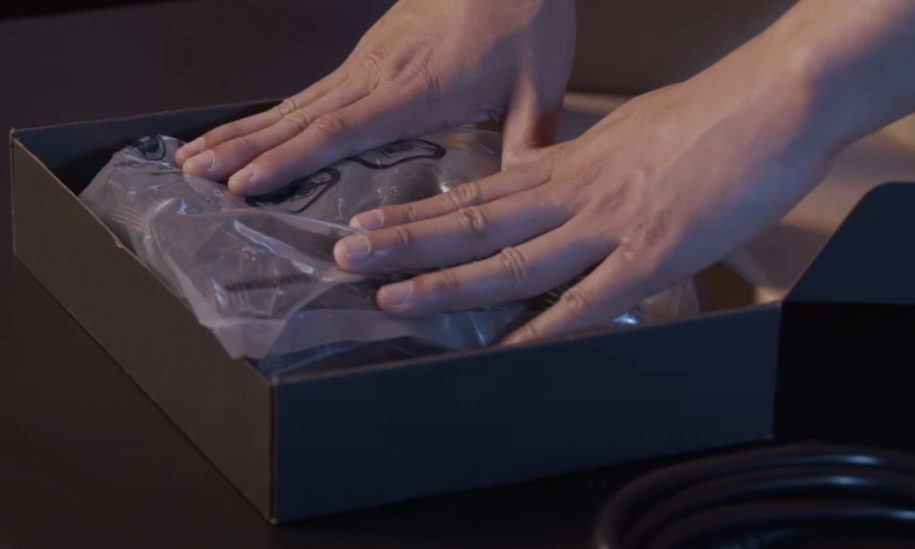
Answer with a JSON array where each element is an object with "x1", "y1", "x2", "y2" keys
[{"x1": 11, "y1": 100, "x2": 915, "y2": 523}]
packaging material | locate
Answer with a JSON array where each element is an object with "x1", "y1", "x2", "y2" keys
[{"x1": 79, "y1": 131, "x2": 697, "y2": 376}]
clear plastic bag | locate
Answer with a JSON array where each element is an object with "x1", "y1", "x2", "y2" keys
[{"x1": 80, "y1": 130, "x2": 698, "y2": 377}]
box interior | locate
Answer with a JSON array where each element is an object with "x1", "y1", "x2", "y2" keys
[
  {"x1": 13, "y1": 100, "x2": 765, "y2": 382},
  {"x1": 15, "y1": 100, "x2": 277, "y2": 194},
  {"x1": 16, "y1": 93, "x2": 915, "y2": 383},
  {"x1": 11, "y1": 104, "x2": 280, "y2": 517}
]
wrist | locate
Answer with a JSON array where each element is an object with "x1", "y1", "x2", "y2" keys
[
  {"x1": 760, "y1": 0, "x2": 915, "y2": 152},
  {"x1": 753, "y1": 27, "x2": 849, "y2": 157},
  {"x1": 701, "y1": 30, "x2": 843, "y2": 163}
]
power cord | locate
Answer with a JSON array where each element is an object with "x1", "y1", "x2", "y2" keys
[{"x1": 593, "y1": 443, "x2": 915, "y2": 549}]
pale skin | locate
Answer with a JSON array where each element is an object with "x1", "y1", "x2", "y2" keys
[{"x1": 176, "y1": 0, "x2": 915, "y2": 345}]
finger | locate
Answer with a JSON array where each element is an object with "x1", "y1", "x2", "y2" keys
[
  {"x1": 334, "y1": 185, "x2": 570, "y2": 273},
  {"x1": 181, "y1": 82, "x2": 366, "y2": 181},
  {"x1": 375, "y1": 221, "x2": 607, "y2": 316},
  {"x1": 349, "y1": 160, "x2": 552, "y2": 231},
  {"x1": 175, "y1": 109, "x2": 276, "y2": 167},
  {"x1": 227, "y1": 89, "x2": 424, "y2": 196},
  {"x1": 502, "y1": 241, "x2": 671, "y2": 345},
  {"x1": 500, "y1": 96, "x2": 562, "y2": 170},
  {"x1": 175, "y1": 71, "x2": 345, "y2": 166}
]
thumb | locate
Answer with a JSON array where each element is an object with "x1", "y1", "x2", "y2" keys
[{"x1": 500, "y1": 96, "x2": 562, "y2": 171}]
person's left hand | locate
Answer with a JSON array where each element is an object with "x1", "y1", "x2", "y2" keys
[{"x1": 331, "y1": 37, "x2": 845, "y2": 345}]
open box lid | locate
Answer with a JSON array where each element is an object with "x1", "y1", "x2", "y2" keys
[{"x1": 787, "y1": 182, "x2": 915, "y2": 304}]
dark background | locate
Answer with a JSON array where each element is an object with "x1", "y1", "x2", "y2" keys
[{"x1": 0, "y1": 0, "x2": 180, "y2": 20}]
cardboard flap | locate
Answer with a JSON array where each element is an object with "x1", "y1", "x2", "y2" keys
[
  {"x1": 273, "y1": 305, "x2": 781, "y2": 520},
  {"x1": 787, "y1": 182, "x2": 915, "y2": 304},
  {"x1": 11, "y1": 127, "x2": 275, "y2": 518}
]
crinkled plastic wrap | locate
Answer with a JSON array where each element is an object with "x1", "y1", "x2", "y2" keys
[{"x1": 80, "y1": 130, "x2": 697, "y2": 377}]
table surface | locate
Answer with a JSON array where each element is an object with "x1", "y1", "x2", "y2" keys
[{"x1": 1, "y1": 3, "x2": 913, "y2": 549}]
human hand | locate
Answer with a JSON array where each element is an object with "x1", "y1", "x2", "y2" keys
[
  {"x1": 175, "y1": 0, "x2": 575, "y2": 196},
  {"x1": 331, "y1": 35, "x2": 843, "y2": 345}
]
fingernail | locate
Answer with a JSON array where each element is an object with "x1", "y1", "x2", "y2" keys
[
  {"x1": 179, "y1": 138, "x2": 204, "y2": 157},
  {"x1": 336, "y1": 235, "x2": 371, "y2": 262},
  {"x1": 350, "y1": 209, "x2": 384, "y2": 231},
  {"x1": 229, "y1": 164, "x2": 257, "y2": 188},
  {"x1": 380, "y1": 280, "x2": 413, "y2": 307},
  {"x1": 184, "y1": 150, "x2": 217, "y2": 174}
]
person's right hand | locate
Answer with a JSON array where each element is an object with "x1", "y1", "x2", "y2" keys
[{"x1": 175, "y1": 0, "x2": 576, "y2": 197}]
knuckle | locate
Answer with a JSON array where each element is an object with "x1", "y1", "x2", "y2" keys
[
  {"x1": 389, "y1": 63, "x2": 431, "y2": 89},
  {"x1": 618, "y1": 219, "x2": 669, "y2": 265},
  {"x1": 566, "y1": 174, "x2": 591, "y2": 192},
  {"x1": 497, "y1": 247, "x2": 530, "y2": 285},
  {"x1": 502, "y1": 149, "x2": 537, "y2": 170},
  {"x1": 432, "y1": 269, "x2": 461, "y2": 294},
  {"x1": 454, "y1": 206, "x2": 489, "y2": 237},
  {"x1": 442, "y1": 190, "x2": 462, "y2": 212},
  {"x1": 391, "y1": 225, "x2": 414, "y2": 252},
  {"x1": 312, "y1": 111, "x2": 351, "y2": 138},
  {"x1": 514, "y1": 323, "x2": 542, "y2": 343},
  {"x1": 375, "y1": 204, "x2": 409, "y2": 227},
  {"x1": 281, "y1": 109, "x2": 316, "y2": 134},
  {"x1": 275, "y1": 98, "x2": 299, "y2": 118},
  {"x1": 362, "y1": 50, "x2": 384, "y2": 73},
  {"x1": 386, "y1": 44, "x2": 434, "y2": 86},
  {"x1": 230, "y1": 135, "x2": 254, "y2": 155},
  {"x1": 614, "y1": 241, "x2": 642, "y2": 268},
  {"x1": 562, "y1": 164, "x2": 601, "y2": 193},
  {"x1": 399, "y1": 202, "x2": 420, "y2": 223},
  {"x1": 447, "y1": 181, "x2": 484, "y2": 209},
  {"x1": 558, "y1": 287, "x2": 599, "y2": 325},
  {"x1": 358, "y1": 50, "x2": 385, "y2": 83}
]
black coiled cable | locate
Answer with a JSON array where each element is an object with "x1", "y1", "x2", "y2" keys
[{"x1": 593, "y1": 443, "x2": 915, "y2": 549}]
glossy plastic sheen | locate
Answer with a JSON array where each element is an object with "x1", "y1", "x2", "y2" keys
[{"x1": 80, "y1": 131, "x2": 696, "y2": 376}]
